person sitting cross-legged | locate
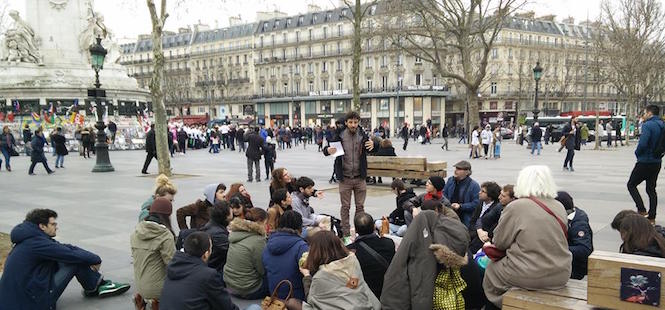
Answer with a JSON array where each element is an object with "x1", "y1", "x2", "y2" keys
[
  {"x1": 0, "y1": 209, "x2": 130, "y2": 310},
  {"x1": 160, "y1": 231, "x2": 240, "y2": 310}
]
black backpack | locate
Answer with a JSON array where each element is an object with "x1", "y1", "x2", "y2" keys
[{"x1": 654, "y1": 123, "x2": 665, "y2": 159}]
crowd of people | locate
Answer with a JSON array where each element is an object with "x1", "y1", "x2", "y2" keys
[{"x1": 0, "y1": 106, "x2": 663, "y2": 310}]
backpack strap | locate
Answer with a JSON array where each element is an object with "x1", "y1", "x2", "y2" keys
[
  {"x1": 357, "y1": 240, "x2": 389, "y2": 269},
  {"x1": 529, "y1": 197, "x2": 568, "y2": 239}
]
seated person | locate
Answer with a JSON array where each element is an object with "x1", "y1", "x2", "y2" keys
[
  {"x1": 555, "y1": 191, "x2": 593, "y2": 280},
  {"x1": 176, "y1": 183, "x2": 225, "y2": 230},
  {"x1": 139, "y1": 174, "x2": 177, "y2": 221},
  {"x1": 224, "y1": 208, "x2": 269, "y2": 299},
  {"x1": 291, "y1": 176, "x2": 327, "y2": 232},
  {"x1": 266, "y1": 188, "x2": 292, "y2": 234},
  {"x1": 375, "y1": 179, "x2": 415, "y2": 237},
  {"x1": 347, "y1": 212, "x2": 395, "y2": 299},
  {"x1": 0, "y1": 209, "x2": 130, "y2": 309},
  {"x1": 498, "y1": 184, "x2": 517, "y2": 208},
  {"x1": 612, "y1": 209, "x2": 665, "y2": 237},
  {"x1": 270, "y1": 168, "x2": 323, "y2": 206},
  {"x1": 262, "y1": 211, "x2": 309, "y2": 301},
  {"x1": 200, "y1": 201, "x2": 233, "y2": 272},
  {"x1": 618, "y1": 214, "x2": 665, "y2": 258},
  {"x1": 468, "y1": 182, "x2": 503, "y2": 254},
  {"x1": 160, "y1": 231, "x2": 239, "y2": 310},
  {"x1": 292, "y1": 230, "x2": 381, "y2": 310},
  {"x1": 131, "y1": 198, "x2": 176, "y2": 308},
  {"x1": 403, "y1": 176, "x2": 449, "y2": 225},
  {"x1": 229, "y1": 195, "x2": 249, "y2": 219},
  {"x1": 226, "y1": 183, "x2": 254, "y2": 208},
  {"x1": 482, "y1": 166, "x2": 571, "y2": 309},
  {"x1": 380, "y1": 209, "x2": 470, "y2": 310}
]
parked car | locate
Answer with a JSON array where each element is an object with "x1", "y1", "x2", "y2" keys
[{"x1": 500, "y1": 128, "x2": 514, "y2": 140}]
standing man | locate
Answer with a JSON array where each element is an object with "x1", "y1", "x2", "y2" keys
[
  {"x1": 236, "y1": 126, "x2": 245, "y2": 153},
  {"x1": 0, "y1": 209, "x2": 130, "y2": 309},
  {"x1": 220, "y1": 123, "x2": 230, "y2": 150},
  {"x1": 615, "y1": 121, "x2": 624, "y2": 147},
  {"x1": 531, "y1": 122, "x2": 543, "y2": 155},
  {"x1": 323, "y1": 111, "x2": 375, "y2": 239},
  {"x1": 441, "y1": 124, "x2": 449, "y2": 151},
  {"x1": 605, "y1": 121, "x2": 613, "y2": 147},
  {"x1": 562, "y1": 119, "x2": 578, "y2": 172},
  {"x1": 443, "y1": 160, "x2": 480, "y2": 228},
  {"x1": 245, "y1": 127, "x2": 264, "y2": 183},
  {"x1": 28, "y1": 129, "x2": 54, "y2": 175},
  {"x1": 108, "y1": 120, "x2": 117, "y2": 150},
  {"x1": 22, "y1": 124, "x2": 32, "y2": 156},
  {"x1": 627, "y1": 105, "x2": 664, "y2": 225},
  {"x1": 141, "y1": 124, "x2": 156, "y2": 175},
  {"x1": 400, "y1": 123, "x2": 409, "y2": 151}
]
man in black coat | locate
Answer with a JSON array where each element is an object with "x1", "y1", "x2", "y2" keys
[
  {"x1": 400, "y1": 123, "x2": 409, "y2": 151},
  {"x1": 244, "y1": 127, "x2": 264, "y2": 182},
  {"x1": 236, "y1": 127, "x2": 245, "y2": 153},
  {"x1": 160, "y1": 231, "x2": 239, "y2": 310},
  {"x1": 141, "y1": 124, "x2": 156, "y2": 174},
  {"x1": 468, "y1": 181, "x2": 502, "y2": 254},
  {"x1": 177, "y1": 127, "x2": 187, "y2": 154},
  {"x1": 22, "y1": 124, "x2": 32, "y2": 156},
  {"x1": 29, "y1": 130, "x2": 54, "y2": 175},
  {"x1": 347, "y1": 212, "x2": 395, "y2": 299},
  {"x1": 556, "y1": 191, "x2": 593, "y2": 280}
]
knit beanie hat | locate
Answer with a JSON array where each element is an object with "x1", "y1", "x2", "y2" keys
[
  {"x1": 150, "y1": 197, "x2": 173, "y2": 215},
  {"x1": 555, "y1": 191, "x2": 574, "y2": 214},
  {"x1": 429, "y1": 176, "x2": 446, "y2": 192}
]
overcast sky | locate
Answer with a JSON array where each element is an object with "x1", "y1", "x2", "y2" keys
[{"x1": 5, "y1": 0, "x2": 607, "y2": 40}]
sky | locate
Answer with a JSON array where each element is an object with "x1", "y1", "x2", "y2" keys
[{"x1": 4, "y1": 0, "x2": 607, "y2": 41}]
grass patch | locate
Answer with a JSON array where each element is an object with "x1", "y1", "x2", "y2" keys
[{"x1": 0, "y1": 232, "x2": 11, "y2": 273}]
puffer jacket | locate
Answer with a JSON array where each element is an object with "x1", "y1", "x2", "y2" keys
[
  {"x1": 223, "y1": 218, "x2": 267, "y2": 296},
  {"x1": 380, "y1": 210, "x2": 470, "y2": 310},
  {"x1": 568, "y1": 208, "x2": 593, "y2": 280},
  {"x1": 262, "y1": 229, "x2": 309, "y2": 300},
  {"x1": 302, "y1": 253, "x2": 381, "y2": 310},
  {"x1": 130, "y1": 218, "x2": 176, "y2": 299}
]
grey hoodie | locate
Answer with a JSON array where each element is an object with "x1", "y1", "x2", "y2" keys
[{"x1": 203, "y1": 183, "x2": 218, "y2": 205}]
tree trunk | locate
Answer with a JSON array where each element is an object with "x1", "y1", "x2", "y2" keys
[
  {"x1": 594, "y1": 104, "x2": 600, "y2": 150},
  {"x1": 148, "y1": 1, "x2": 171, "y2": 176},
  {"x1": 351, "y1": 0, "x2": 362, "y2": 111},
  {"x1": 465, "y1": 90, "x2": 480, "y2": 144}
]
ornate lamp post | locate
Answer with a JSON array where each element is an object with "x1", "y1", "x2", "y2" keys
[
  {"x1": 89, "y1": 37, "x2": 114, "y2": 172},
  {"x1": 532, "y1": 61, "x2": 543, "y2": 121}
]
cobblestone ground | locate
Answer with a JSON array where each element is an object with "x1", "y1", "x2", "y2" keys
[{"x1": 0, "y1": 137, "x2": 662, "y2": 309}]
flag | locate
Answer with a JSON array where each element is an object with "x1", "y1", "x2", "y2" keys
[
  {"x1": 7, "y1": 112, "x2": 14, "y2": 122},
  {"x1": 70, "y1": 111, "x2": 77, "y2": 124}
]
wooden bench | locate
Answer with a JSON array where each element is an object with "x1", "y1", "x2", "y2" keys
[
  {"x1": 503, "y1": 279, "x2": 593, "y2": 310},
  {"x1": 366, "y1": 156, "x2": 446, "y2": 180},
  {"x1": 588, "y1": 250, "x2": 665, "y2": 309}
]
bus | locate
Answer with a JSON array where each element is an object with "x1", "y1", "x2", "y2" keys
[{"x1": 525, "y1": 115, "x2": 626, "y2": 142}]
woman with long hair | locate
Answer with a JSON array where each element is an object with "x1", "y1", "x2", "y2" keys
[
  {"x1": 0, "y1": 125, "x2": 17, "y2": 171},
  {"x1": 288, "y1": 230, "x2": 379, "y2": 310},
  {"x1": 226, "y1": 183, "x2": 254, "y2": 209},
  {"x1": 131, "y1": 197, "x2": 176, "y2": 307},
  {"x1": 619, "y1": 214, "x2": 665, "y2": 258}
]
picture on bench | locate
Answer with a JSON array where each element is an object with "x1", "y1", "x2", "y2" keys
[{"x1": 620, "y1": 267, "x2": 661, "y2": 307}]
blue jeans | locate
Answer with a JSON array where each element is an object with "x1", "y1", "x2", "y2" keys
[
  {"x1": 494, "y1": 143, "x2": 501, "y2": 158},
  {"x1": 374, "y1": 219, "x2": 407, "y2": 237},
  {"x1": 1, "y1": 147, "x2": 10, "y2": 168},
  {"x1": 52, "y1": 263, "x2": 102, "y2": 304},
  {"x1": 531, "y1": 141, "x2": 541, "y2": 155},
  {"x1": 55, "y1": 155, "x2": 65, "y2": 167}
]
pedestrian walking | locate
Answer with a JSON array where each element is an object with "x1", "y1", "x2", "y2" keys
[
  {"x1": 615, "y1": 121, "x2": 624, "y2": 147},
  {"x1": 141, "y1": 124, "x2": 156, "y2": 175},
  {"x1": 441, "y1": 124, "x2": 449, "y2": 151},
  {"x1": 28, "y1": 129, "x2": 54, "y2": 175},
  {"x1": 493, "y1": 126, "x2": 502, "y2": 159},
  {"x1": 627, "y1": 105, "x2": 663, "y2": 225},
  {"x1": 470, "y1": 126, "x2": 480, "y2": 159},
  {"x1": 580, "y1": 124, "x2": 589, "y2": 146},
  {"x1": 458, "y1": 126, "x2": 467, "y2": 144},
  {"x1": 530, "y1": 122, "x2": 542, "y2": 155},
  {"x1": 22, "y1": 124, "x2": 32, "y2": 156},
  {"x1": 561, "y1": 119, "x2": 579, "y2": 172},
  {"x1": 52, "y1": 127, "x2": 68, "y2": 168},
  {"x1": 263, "y1": 137, "x2": 276, "y2": 181},
  {"x1": 606, "y1": 121, "x2": 613, "y2": 147},
  {"x1": 0, "y1": 126, "x2": 17, "y2": 172},
  {"x1": 481, "y1": 124, "x2": 492, "y2": 159},
  {"x1": 323, "y1": 111, "x2": 375, "y2": 241},
  {"x1": 400, "y1": 123, "x2": 409, "y2": 151}
]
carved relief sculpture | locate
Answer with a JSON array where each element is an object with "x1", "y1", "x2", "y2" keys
[{"x1": 1, "y1": 10, "x2": 43, "y2": 65}]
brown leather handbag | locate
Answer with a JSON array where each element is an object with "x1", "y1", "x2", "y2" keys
[{"x1": 261, "y1": 279, "x2": 293, "y2": 310}]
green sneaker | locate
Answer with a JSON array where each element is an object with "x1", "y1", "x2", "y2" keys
[{"x1": 97, "y1": 280, "x2": 131, "y2": 298}]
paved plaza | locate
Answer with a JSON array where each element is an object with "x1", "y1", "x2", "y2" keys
[{"x1": 0, "y1": 138, "x2": 663, "y2": 309}]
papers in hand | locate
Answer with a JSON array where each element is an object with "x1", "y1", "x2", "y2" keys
[{"x1": 329, "y1": 141, "x2": 344, "y2": 157}]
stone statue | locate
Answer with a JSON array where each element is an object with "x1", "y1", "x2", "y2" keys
[
  {"x1": 79, "y1": 2, "x2": 120, "y2": 64},
  {"x1": 2, "y1": 10, "x2": 43, "y2": 65}
]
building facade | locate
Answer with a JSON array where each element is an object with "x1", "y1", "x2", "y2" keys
[{"x1": 119, "y1": 5, "x2": 621, "y2": 131}]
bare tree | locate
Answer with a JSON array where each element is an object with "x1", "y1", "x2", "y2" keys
[
  {"x1": 338, "y1": 0, "x2": 380, "y2": 110},
  {"x1": 164, "y1": 74, "x2": 189, "y2": 115},
  {"x1": 146, "y1": 0, "x2": 172, "y2": 176},
  {"x1": 597, "y1": 0, "x2": 665, "y2": 145},
  {"x1": 380, "y1": 0, "x2": 523, "y2": 140}
]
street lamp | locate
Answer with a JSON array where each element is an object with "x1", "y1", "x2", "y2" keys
[
  {"x1": 532, "y1": 61, "x2": 543, "y2": 121},
  {"x1": 89, "y1": 36, "x2": 114, "y2": 172}
]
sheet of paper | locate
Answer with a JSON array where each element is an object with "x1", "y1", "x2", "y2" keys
[{"x1": 329, "y1": 141, "x2": 344, "y2": 157}]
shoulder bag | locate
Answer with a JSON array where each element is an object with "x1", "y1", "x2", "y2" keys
[
  {"x1": 528, "y1": 196, "x2": 568, "y2": 239},
  {"x1": 261, "y1": 279, "x2": 293, "y2": 310},
  {"x1": 358, "y1": 240, "x2": 389, "y2": 269}
]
